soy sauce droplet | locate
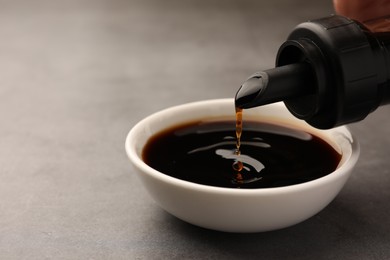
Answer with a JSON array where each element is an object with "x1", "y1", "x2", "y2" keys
[{"x1": 232, "y1": 160, "x2": 243, "y2": 172}]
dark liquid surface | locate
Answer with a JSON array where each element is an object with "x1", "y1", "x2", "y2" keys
[{"x1": 142, "y1": 120, "x2": 342, "y2": 189}]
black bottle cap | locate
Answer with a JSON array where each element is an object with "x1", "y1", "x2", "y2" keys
[{"x1": 276, "y1": 15, "x2": 379, "y2": 129}]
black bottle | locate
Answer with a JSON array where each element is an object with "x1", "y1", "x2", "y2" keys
[{"x1": 235, "y1": 15, "x2": 390, "y2": 129}]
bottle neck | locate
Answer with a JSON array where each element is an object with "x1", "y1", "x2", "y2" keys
[
  {"x1": 360, "y1": 16, "x2": 390, "y2": 106},
  {"x1": 362, "y1": 15, "x2": 390, "y2": 33}
]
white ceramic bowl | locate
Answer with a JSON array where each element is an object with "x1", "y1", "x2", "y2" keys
[{"x1": 125, "y1": 99, "x2": 359, "y2": 233}]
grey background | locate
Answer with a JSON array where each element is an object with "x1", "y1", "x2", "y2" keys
[{"x1": 1, "y1": 0, "x2": 390, "y2": 259}]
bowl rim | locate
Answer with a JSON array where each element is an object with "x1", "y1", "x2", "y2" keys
[{"x1": 125, "y1": 98, "x2": 360, "y2": 196}]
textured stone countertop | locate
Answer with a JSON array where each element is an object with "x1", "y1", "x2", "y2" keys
[{"x1": 1, "y1": 0, "x2": 390, "y2": 259}]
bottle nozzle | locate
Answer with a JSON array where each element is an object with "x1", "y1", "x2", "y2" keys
[{"x1": 235, "y1": 63, "x2": 315, "y2": 109}]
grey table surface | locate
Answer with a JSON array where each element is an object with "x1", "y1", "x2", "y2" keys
[{"x1": 1, "y1": 0, "x2": 390, "y2": 259}]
